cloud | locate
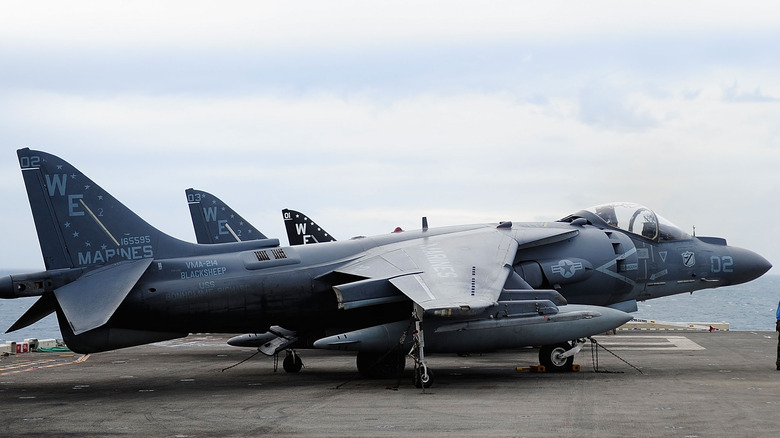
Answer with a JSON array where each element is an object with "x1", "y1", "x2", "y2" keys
[
  {"x1": 3, "y1": 1, "x2": 780, "y2": 51},
  {"x1": 577, "y1": 84, "x2": 661, "y2": 131},
  {"x1": 1, "y1": 2, "x2": 780, "y2": 271},
  {"x1": 723, "y1": 81, "x2": 780, "y2": 103}
]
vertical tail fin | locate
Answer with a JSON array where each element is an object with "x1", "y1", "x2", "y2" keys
[
  {"x1": 282, "y1": 208, "x2": 337, "y2": 246},
  {"x1": 18, "y1": 148, "x2": 195, "y2": 269},
  {"x1": 185, "y1": 188, "x2": 267, "y2": 244}
]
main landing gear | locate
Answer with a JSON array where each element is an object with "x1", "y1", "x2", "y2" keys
[
  {"x1": 409, "y1": 304, "x2": 434, "y2": 388},
  {"x1": 282, "y1": 349, "x2": 303, "y2": 373},
  {"x1": 538, "y1": 340, "x2": 586, "y2": 372}
]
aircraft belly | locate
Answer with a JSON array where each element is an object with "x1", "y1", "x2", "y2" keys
[{"x1": 120, "y1": 270, "x2": 330, "y2": 333}]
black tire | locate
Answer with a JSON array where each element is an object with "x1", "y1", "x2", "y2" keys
[
  {"x1": 283, "y1": 352, "x2": 303, "y2": 373},
  {"x1": 413, "y1": 367, "x2": 434, "y2": 388},
  {"x1": 539, "y1": 342, "x2": 574, "y2": 372},
  {"x1": 356, "y1": 349, "x2": 406, "y2": 378}
]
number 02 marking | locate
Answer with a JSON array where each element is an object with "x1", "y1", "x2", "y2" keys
[{"x1": 710, "y1": 256, "x2": 734, "y2": 273}]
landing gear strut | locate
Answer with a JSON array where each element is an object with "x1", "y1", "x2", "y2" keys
[{"x1": 409, "y1": 304, "x2": 434, "y2": 388}]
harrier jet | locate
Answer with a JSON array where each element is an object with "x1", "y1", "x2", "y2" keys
[
  {"x1": 1, "y1": 149, "x2": 770, "y2": 387},
  {"x1": 1, "y1": 149, "x2": 643, "y2": 387}
]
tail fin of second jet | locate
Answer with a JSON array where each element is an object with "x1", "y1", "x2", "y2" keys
[
  {"x1": 186, "y1": 188, "x2": 267, "y2": 244},
  {"x1": 282, "y1": 208, "x2": 337, "y2": 246}
]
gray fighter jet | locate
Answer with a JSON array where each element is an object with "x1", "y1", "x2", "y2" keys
[
  {"x1": 1, "y1": 149, "x2": 771, "y2": 387},
  {"x1": 191, "y1": 191, "x2": 777, "y2": 374}
]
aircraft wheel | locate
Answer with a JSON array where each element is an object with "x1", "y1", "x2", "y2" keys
[
  {"x1": 539, "y1": 343, "x2": 574, "y2": 372},
  {"x1": 356, "y1": 349, "x2": 406, "y2": 378},
  {"x1": 413, "y1": 367, "x2": 434, "y2": 388},
  {"x1": 283, "y1": 351, "x2": 303, "y2": 373}
]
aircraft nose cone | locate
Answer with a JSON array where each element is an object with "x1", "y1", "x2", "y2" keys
[{"x1": 730, "y1": 247, "x2": 772, "y2": 284}]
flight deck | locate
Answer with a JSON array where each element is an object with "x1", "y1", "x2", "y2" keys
[{"x1": 1, "y1": 331, "x2": 778, "y2": 437}]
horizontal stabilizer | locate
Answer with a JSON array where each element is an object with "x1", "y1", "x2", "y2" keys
[
  {"x1": 6, "y1": 294, "x2": 57, "y2": 333},
  {"x1": 55, "y1": 258, "x2": 153, "y2": 335}
]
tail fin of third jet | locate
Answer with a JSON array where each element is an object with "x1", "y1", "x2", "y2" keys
[
  {"x1": 282, "y1": 208, "x2": 337, "y2": 246},
  {"x1": 186, "y1": 188, "x2": 267, "y2": 244}
]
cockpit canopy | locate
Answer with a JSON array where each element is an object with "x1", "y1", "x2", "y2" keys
[{"x1": 562, "y1": 202, "x2": 691, "y2": 242}]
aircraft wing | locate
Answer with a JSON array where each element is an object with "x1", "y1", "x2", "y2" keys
[{"x1": 335, "y1": 228, "x2": 519, "y2": 317}]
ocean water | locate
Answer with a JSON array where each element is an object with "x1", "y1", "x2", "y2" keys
[
  {"x1": 1, "y1": 295, "x2": 61, "y2": 343},
  {"x1": 634, "y1": 274, "x2": 780, "y2": 331},
  {"x1": 2, "y1": 275, "x2": 778, "y2": 344}
]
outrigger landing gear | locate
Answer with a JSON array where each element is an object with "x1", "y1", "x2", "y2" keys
[
  {"x1": 282, "y1": 349, "x2": 303, "y2": 373},
  {"x1": 409, "y1": 304, "x2": 434, "y2": 388},
  {"x1": 538, "y1": 339, "x2": 586, "y2": 372}
]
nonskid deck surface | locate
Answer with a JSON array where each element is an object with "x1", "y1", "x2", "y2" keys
[{"x1": 1, "y1": 331, "x2": 778, "y2": 437}]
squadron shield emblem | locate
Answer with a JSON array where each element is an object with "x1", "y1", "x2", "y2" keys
[{"x1": 681, "y1": 251, "x2": 696, "y2": 268}]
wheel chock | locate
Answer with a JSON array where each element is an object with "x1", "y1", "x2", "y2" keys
[
  {"x1": 516, "y1": 364, "x2": 580, "y2": 373},
  {"x1": 517, "y1": 366, "x2": 544, "y2": 372}
]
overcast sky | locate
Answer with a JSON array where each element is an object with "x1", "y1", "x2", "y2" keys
[{"x1": 1, "y1": 1, "x2": 779, "y2": 273}]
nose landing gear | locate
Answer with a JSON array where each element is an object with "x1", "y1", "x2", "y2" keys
[{"x1": 539, "y1": 340, "x2": 585, "y2": 372}]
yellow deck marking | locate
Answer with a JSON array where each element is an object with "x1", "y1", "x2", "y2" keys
[{"x1": 0, "y1": 354, "x2": 89, "y2": 376}]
